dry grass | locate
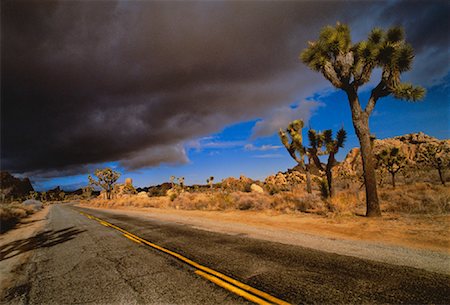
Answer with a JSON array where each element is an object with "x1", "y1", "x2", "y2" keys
[
  {"x1": 380, "y1": 183, "x2": 450, "y2": 214},
  {"x1": 83, "y1": 183, "x2": 450, "y2": 217},
  {"x1": 87, "y1": 195, "x2": 170, "y2": 209},
  {"x1": 85, "y1": 190, "x2": 324, "y2": 213},
  {"x1": 0, "y1": 203, "x2": 35, "y2": 233},
  {"x1": 327, "y1": 190, "x2": 364, "y2": 216}
]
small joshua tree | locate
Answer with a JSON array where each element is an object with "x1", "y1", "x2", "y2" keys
[
  {"x1": 178, "y1": 177, "x2": 185, "y2": 189},
  {"x1": 170, "y1": 176, "x2": 176, "y2": 188},
  {"x1": 206, "y1": 176, "x2": 214, "y2": 189},
  {"x1": 28, "y1": 191, "x2": 38, "y2": 200},
  {"x1": 376, "y1": 147, "x2": 407, "y2": 189},
  {"x1": 301, "y1": 23, "x2": 425, "y2": 216},
  {"x1": 40, "y1": 191, "x2": 47, "y2": 202},
  {"x1": 59, "y1": 191, "x2": 66, "y2": 201},
  {"x1": 308, "y1": 128, "x2": 347, "y2": 197},
  {"x1": 88, "y1": 168, "x2": 120, "y2": 200},
  {"x1": 418, "y1": 142, "x2": 450, "y2": 185},
  {"x1": 82, "y1": 186, "x2": 93, "y2": 199},
  {"x1": 279, "y1": 119, "x2": 312, "y2": 193}
]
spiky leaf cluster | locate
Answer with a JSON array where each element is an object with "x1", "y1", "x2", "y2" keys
[
  {"x1": 89, "y1": 168, "x2": 121, "y2": 191},
  {"x1": 207, "y1": 176, "x2": 214, "y2": 188},
  {"x1": 307, "y1": 127, "x2": 347, "y2": 159},
  {"x1": 301, "y1": 23, "x2": 425, "y2": 101},
  {"x1": 376, "y1": 147, "x2": 407, "y2": 174},
  {"x1": 279, "y1": 119, "x2": 307, "y2": 166},
  {"x1": 417, "y1": 142, "x2": 450, "y2": 169}
]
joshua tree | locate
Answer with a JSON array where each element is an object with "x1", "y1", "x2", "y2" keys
[
  {"x1": 178, "y1": 177, "x2": 185, "y2": 189},
  {"x1": 418, "y1": 142, "x2": 450, "y2": 185},
  {"x1": 279, "y1": 119, "x2": 312, "y2": 193},
  {"x1": 301, "y1": 23, "x2": 425, "y2": 216},
  {"x1": 206, "y1": 176, "x2": 214, "y2": 189},
  {"x1": 40, "y1": 191, "x2": 47, "y2": 202},
  {"x1": 308, "y1": 128, "x2": 347, "y2": 197},
  {"x1": 376, "y1": 147, "x2": 407, "y2": 188},
  {"x1": 88, "y1": 168, "x2": 120, "y2": 200},
  {"x1": 59, "y1": 191, "x2": 66, "y2": 201},
  {"x1": 28, "y1": 191, "x2": 38, "y2": 200},
  {"x1": 82, "y1": 186, "x2": 93, "y2": 199},
  {"x1": 170, "y1": 176, "x2": 176, "y2": 188}
]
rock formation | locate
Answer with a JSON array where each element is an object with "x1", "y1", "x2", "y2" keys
[
  {"x1": 336, "y1": 132, "x2": 449, "y2": 178},
  {"x1": 0, "y1": 171, "x2": 34, "y2": 200}
]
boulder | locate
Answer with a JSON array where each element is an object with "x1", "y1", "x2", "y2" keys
[
  {"x1": 250, "y1": 184, "x2": 264, "y2": 194},
  {"x1": 137, "y1": 191, "x2": 148, "y2": 197},
  {"x1": 22, "y1": 199, "x2": 43, "y2": 210}
]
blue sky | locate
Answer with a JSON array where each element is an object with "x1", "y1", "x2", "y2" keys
[{"x1": 36, "y1": 73, "x2": 449, "y2": 191}]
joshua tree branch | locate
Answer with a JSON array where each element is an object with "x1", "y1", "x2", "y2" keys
[
  {"x1": 322, "y1": 61, "x2": 344, "y2": 88},
  {"x1": 365, "y1": 79, "x2": 389, "y2": 116}
]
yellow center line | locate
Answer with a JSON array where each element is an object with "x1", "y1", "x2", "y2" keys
[
  {"x1": 195, "y1": 270, "x2": 273, "y2": 305},
  {"x1": 123, "y1": 233, "x2": 142, "y2": 244},
  {"x1": 78, "y1": 210, "x2": 291, "y2": 305}
]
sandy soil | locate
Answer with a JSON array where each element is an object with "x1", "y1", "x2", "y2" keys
[
  {"x1": 0, "y1": 206, "x2": 50, "y2": 301},
  {"x1": 78, "y1": 203, "x2": 450, "y2": 275},
  {"x1": 79, "y1": 204, "x2": 449, "y2": 253}
]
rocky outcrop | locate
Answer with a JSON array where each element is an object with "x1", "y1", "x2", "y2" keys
[
  {"x1": 221, "y1": 175, "x2": 254, "y2": 192},
  {"x1": 0, "y1": 171, "x2": 34, "y2": 200},
  {"x1": 337, "y1": 132, "x2": 449, "y2": 177}
]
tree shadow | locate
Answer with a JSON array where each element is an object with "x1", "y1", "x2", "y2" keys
[{"x1": 0, "y1": 227, "x2": 85, "y2": 261}]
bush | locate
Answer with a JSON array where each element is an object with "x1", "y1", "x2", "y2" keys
[
  {"x1": 82, "y1": 182, "x2": 449, "y2": 216},
  {"x1": 380, "y1": 183, "x2": 450, "y2": 214},
  {"x1": 0, "y1": 203, "x2": 35, "y2": 233}
]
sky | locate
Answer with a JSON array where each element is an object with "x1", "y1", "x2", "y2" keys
[{"x1": 1, "y1": 0, "x2": 449, "y2": 191}]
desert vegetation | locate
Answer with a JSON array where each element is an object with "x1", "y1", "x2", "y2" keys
[
  {"x1": 301, "y1": 24, "x2": 425, "y2": 216},
  {"x1": 88, "y1": 168, "x2": 120, "y2": 200},
  {"x1": 81, "y1": 131, "x2": 449, "y2": 218},
  {"x1": 0, "y1": 203, "x2": 35, "y2": 233}
]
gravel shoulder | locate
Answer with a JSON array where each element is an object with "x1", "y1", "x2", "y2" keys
[{"x1": 78, "y1": 204, "x2": 450, "y2": 275}]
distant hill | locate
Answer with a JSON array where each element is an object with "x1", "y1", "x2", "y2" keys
[
  {"x1": 0, "y1": 171, "x2": 34, "y2": 200},
  {"x1": 338, "y1": 132, "x2": 449, "y2": 176}
]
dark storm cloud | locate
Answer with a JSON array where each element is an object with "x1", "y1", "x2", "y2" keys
[{"x1": 1, "y1": 0, "x2": 448, "y2": 177}]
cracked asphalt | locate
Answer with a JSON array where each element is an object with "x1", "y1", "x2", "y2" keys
[{"x1": 2, "y1": 203, "x2": 450, "y2": 304}]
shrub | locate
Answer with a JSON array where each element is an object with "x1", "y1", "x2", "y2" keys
[
  {"x1": 380, "y1": 183, "x2": 450, "y2": 214},
  {"x1": 0, "y1": 203, "x2": 34, "y2": 233}
]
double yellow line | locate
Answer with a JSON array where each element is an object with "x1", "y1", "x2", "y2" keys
[{"x1": 78, "y1": 210, "x2": 291, "y2": 305}]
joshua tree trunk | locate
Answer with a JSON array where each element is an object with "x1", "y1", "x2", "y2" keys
[
  {"x1": 305, "y1": 159, "x2": 312, "y2": 194},
  {"x1": 325, "y1": 168, "x2": 334, "y2": 197},
  {"x1": 297, "y1": 159, "x2": 312, "y2": 194},
  {"x1": 347, "y1": 91, "x2": 381, "y2": 217},
  {"x1": 438, "y1": 167, "x2": 445, "y2": 185},
  {"x1": 107, "y1": 186, "x2": 112, "y2": 200},
  {"x1": 325, "y1": 153, "x2": 335, "y2": 197},
  {"x1": 391, "y1": 172, "x2": 396, "y2": 188}
]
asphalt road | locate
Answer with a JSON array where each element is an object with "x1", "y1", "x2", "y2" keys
[{"x1": 2, "y1": 204, "x2": 449, "y2": 304}]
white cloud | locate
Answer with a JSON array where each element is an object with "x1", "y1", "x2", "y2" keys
[
  {"x1": 187, "y1": 137, "x2": 246, "y2": 151},
  {"x1": 120, "y1": 143, "x2": 189, "y2": 170},
  {"x1": 250, "y1": 100, "x2": 322, "y2": 139},
  {"x1": 244, "y1": 144, "x2": 282, "y2": 151},
  {"x1": 253, "y1": 154, "x2": 284, "y2": 159}
]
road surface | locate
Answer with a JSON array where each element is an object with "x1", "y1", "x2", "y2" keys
[{"x1": 1, "y1": 203, "x2": 449, "y2": 304}]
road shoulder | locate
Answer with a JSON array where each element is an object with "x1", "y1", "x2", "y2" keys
[
  {"x1": 0, "y1": 205, "x2": 50, "y2": 303},
  {"x1": 78, "y1": 204, "x2": 450, "y2": 275}
]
